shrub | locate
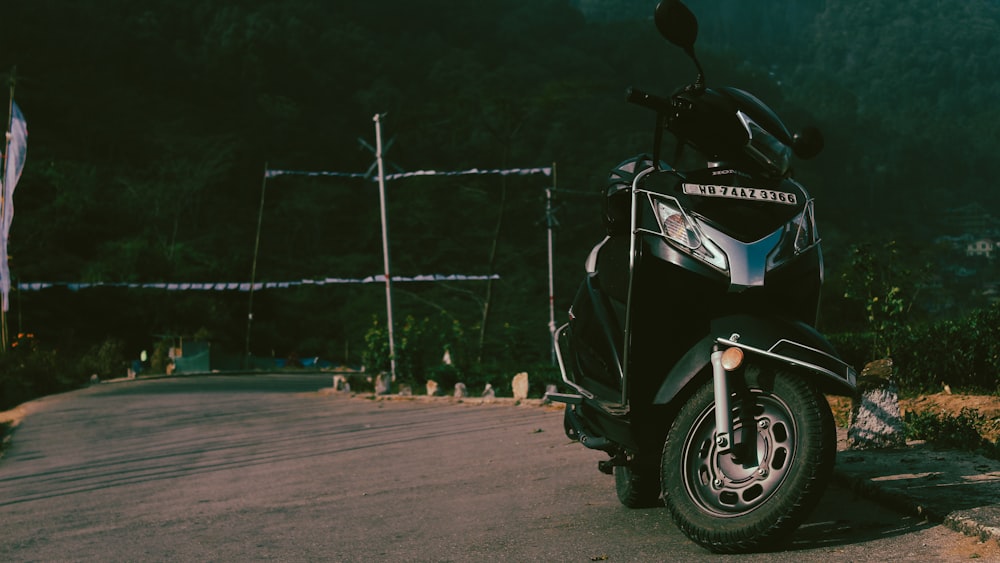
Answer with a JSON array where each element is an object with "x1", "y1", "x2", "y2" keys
[
  {"x1": 426, "y1": 363, "x2": 459, "y2": 391},
  {"x1": 0, "y1": 420, "x2": 11, "y2": 457},
  {"x1": 362, "y1": 316, "x2": 391, "y2": 376},
  {"x1": 0, "y1": 343, "x2": 76, "y2": 411},
  {"x1": 363, "y1": 314, "x2": 473, "y2": 391},
  {"x1": 78, "y1": 338, "x2": 129, "y2": 380},
  {"x1": 840, "y1": 241, "x2": 915, "y2": 359},
  {"x1": 905, "y1": 408, "x2": 986, "y2": 450},
  {"x1": 395, "y1": 315, "x2": 429, "y2": 387},
  {"x1": 526, "y1": 363, "x2": 562, "y2": 397},
  {"x1": 459, "y1": 362, "x2": 499, "y2": 396},
  {"x1": 150, "y1": 338, "x2": 173, "y2": 373}
]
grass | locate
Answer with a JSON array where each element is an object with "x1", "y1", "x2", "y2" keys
[
  {"x1": 830, "y1": 394, "x2": 1000, "y2": 460},
  {"x1": 905, "y1": 408, "x2": 1000, "y2": 460}
]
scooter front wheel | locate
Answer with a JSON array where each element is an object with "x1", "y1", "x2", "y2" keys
[{"x1": 661, "y1": 366, "x2": 835, "y2": 553}]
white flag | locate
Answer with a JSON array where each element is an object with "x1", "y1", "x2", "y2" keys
[{"x1": 1, "y1": 101, "x2": 27, "y2": 312}]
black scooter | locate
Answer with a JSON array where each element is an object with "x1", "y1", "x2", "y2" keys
[{"x1": 546, "y1": 0, "x2": 857, "y2": 553}]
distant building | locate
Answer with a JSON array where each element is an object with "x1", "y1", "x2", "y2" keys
[{"x1": 966, "y1": 238, "x2": 995, "y2": 259}]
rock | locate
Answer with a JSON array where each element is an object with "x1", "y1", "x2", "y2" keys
[
  {"x1": 481, "y1": 383, "x2": 495, "y2": 399},
  {"x1": 512, "y1": 372, "x2": 529, "y2": 400},
  {"x1": 454, "y1": 382, "x2": 467, "y2": 398},
  {"x1": 399, "y1": 384, "x2": 413, "y2": 397},
  {"x1": 332, "y1": 375, "x2": 348, "y2": 391},
  {"x1": 858, "y1": 358, "x2": 893, "y2": 389},
  {"x1": 375, "y1": 374, "x2": 389, "y2": 395},
  {"x1": 849, "y1": 359, "x2": 906, "y2": 450},
  {"x1": 426, "y1": 380, "x2": 439, "y2": 396}
]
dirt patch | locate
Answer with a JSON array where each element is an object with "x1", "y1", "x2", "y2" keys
[
  {"x1": 829, "y1": 392, "x2": 1000, "y2": 444},
  {"x1": 0, "y1": 405, "x2": 27, "y2": 429},
  {"x1": 900, "y1": 393, "x2": 1000, "y2": 420},
  {"x1": 901, "y1": 392, "x2": 1000, "y2": 444}
]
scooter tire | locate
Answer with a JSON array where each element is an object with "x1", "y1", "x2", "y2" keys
[
  {"x1": 661, "y1": 366, "x2": 835, "y2": 553},
  {"x1": 614, "y1": 459, "x2": 663, "y2": 508}
]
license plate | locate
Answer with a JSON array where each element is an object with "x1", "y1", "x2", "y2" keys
[{"x1": 682, "y1": 183, "x2": 798, "y2": 205}]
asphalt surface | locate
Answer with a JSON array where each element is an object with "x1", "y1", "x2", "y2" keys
[
  {"x1": 833, "y1": 428, "x2": 1000, "y2": 545},
  {"x1": 1, "y1": 373, "x2": 999, "y2": 561}
]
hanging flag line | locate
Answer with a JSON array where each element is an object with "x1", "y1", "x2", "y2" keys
[
  {"x1": 265, "y1": 166, "x2": 552, "y2": 182},
  {"x1": 264, "y1": 169, "x2": 366, "y2": 179},
  {"x1": 16, "y1": 273, "x2": 500, "y2": 292}
]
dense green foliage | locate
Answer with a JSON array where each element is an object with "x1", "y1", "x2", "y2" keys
[
  {"x1": 834, "y1": 240, "x2": 1000, "y2": 396},
  {"x1": 0, "y1": 0, "x2": 998, "y2": 405},
  {"x1": 892, "y1": 305, "x2": 1000, "y2": 395},
  {"x1": 833, "y1": 306, "x2": 1000, "y2": 397}
]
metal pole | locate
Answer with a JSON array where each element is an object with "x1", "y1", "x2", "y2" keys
[
  {"x1": 374, "y1": 113, "x2": 396, "y2": 391},
  {"x1": 545, "y1": 166, "x2": 557, "y2": 365},
  {"x1": 244, "y1": 163, "x2": 268, "y2": 369}
]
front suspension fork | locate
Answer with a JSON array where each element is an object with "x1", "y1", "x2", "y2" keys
[
  {"x1": 711, "y1": 344, "x2": 759, "y2": 464},
  {"x1": 711, "y1": 345, "x2": 734, "y2": 454}
]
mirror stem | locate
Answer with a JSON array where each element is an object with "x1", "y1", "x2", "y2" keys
[{"x1": 687, "y1": 48, "x2": 706, "y2": 91}]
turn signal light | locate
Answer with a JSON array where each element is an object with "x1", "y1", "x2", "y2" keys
[{"x1": 720, "y1": 347, "x2": 744, "y2": 371}]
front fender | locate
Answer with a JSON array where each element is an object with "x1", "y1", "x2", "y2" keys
[{"x1": 653, "y1": 314, "x2": 856, "y2": 405}]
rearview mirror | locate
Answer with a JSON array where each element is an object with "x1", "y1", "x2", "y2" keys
[{"x1": 655, "y1": 0, "x2": 699, "y2": 52}]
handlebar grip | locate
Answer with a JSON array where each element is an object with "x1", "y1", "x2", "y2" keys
[{"x1": 625, "y1": 87, "x2": 673, "y2": 113}]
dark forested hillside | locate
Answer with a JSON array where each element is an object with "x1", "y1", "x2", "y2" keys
[
  {"x1": 576, "y1": 0, "x2": 1000, "y2": 223},
  {"x1": 0, "y1": 0, "x2": 998, "y2": 379}
]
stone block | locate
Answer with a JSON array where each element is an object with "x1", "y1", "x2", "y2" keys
[
  {"x1": 375, "y1": 374, "x2": 389, "y2": 395},
  {"x1": 848, "y1": 359, "x2": 906, "y2": 450},
  {"x1": 512, "y1": 372, "x2": 529, "y2": 400}
]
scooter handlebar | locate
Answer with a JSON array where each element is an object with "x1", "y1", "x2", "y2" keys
[{"x1": 626, "y1": 86, "x2": 673, "y2": 114}]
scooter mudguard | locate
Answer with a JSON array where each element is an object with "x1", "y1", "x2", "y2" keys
[{"x1": 653, "y1": 314, "x2": 856, "y2": 406}]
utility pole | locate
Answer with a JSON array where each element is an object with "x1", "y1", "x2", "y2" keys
[
  {"x1": 544, "y1": 172, "x2": 602, "y2": 366},
  {"x1": 373, "y1": 113, "x2": 397, "y2": 391},
  {"x1": 244, "y1": 163, "x2": 268, "y2": 369},
  {"x1": 545, "y1": 163, "x2": 558, "y2": 365}
]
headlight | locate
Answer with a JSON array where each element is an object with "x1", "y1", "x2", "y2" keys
[
  {"x1": 793, "y1": 199, "x2": 819, "y2": 253},
  {"x1": 654, "y1": 197, "x2": 728, "y2": 272},
  {"x1": 739, "y1": 111, "x2": 792, "y2": 177},
  {"x1": 655, "y1": 199, "x2": 699, "y2": 249},
  {"x1": 768, "y1": 199, "x2": 819, "y2": 269}
]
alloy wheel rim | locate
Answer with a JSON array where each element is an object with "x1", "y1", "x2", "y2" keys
[{"x1": 680, "y1": 390, "x2": 798, "y2": 517}]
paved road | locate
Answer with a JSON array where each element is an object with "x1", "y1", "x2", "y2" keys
[{"x1": 0, "y1": 374, "x2": 995, "y2": 561}]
